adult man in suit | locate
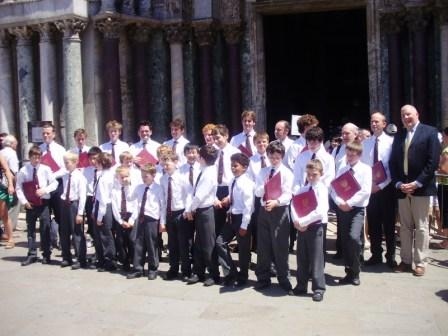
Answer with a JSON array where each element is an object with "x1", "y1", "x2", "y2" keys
[{"x1": 390, "y1": 104, "x2": 440, "y2": 277}]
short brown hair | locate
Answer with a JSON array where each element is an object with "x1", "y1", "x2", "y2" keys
[
  {"x1": 241, "y1": 110, "x2": 256, "y2": 123},
  {"x1": 140, "y1": 163, "x2": 157, "y2": 175},
  {"x1": 74, "y1": 128, "x2": 87, "y2": 138},
  {"x1": 254, "y1": 132, "x2": 269, "y2": 142},
  {"x1": 29, "y1": 145, "x2": 42, "y2": 158},
  {"x1": 306, "y1": 159, "x2": 323, "y2": 175},
  {"x1": 212, "y1": 124, "x2": 229, "y2": 137},
  {"x1": 105, "y1": 120, "x2": 123, "y2": 132},
  {"x1": 346, "y1": 141, "x2": 363, "y2": 155},
  {"x1": 169, "y1": 118, "x2": 185, "y2": 130},
  {"x1": 297, "y1": 114, "x2": 319, "y2": 134},
  {"x1": 202, "y1": 123, "x2": 216, "y2": 134}
]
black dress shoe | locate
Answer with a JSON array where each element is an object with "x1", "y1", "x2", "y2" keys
[
  {"x1": 203, "y1": 278, "x2": 216, "y2": 287},
  {"x1": 187, "y1": 274, "x2": 203, "y2": 284},
  {"x1": 279, "y1": 281, "x2": 294, "y2": 296},
  {"x1": 386, "y1": 258, "x2": 398, "y2": 269},
  {"x1": 254, "y1": 281, "x2": 271, "y2": 290},
  {"x1": 364, "y1": 256, "x2": 383, "y2": 266},
  {"x1": 71, "y1": 262, "x2": 85, "y2": 270},
  {"x1": 21, "y1": 256, "x2": 37, "y2": 266},
  {"x1": 333, "y1": 252, "x2": 342, "y2": 260},
  {"x1": 352, "y1": 277, "x2": 361, "y2": 286},
  {"x1": 235, "y1": 278, "x2": 247, "y2": 287},
  {"x1": 339, "y1": 275, "x2": 354, "y2": 285},
  {"x1": 60, "y1": 260, "x2": 72, "y2": 268},
  {"x1": 148, "y1": 270, "x2": 158, "y2": 280},
  {"x1": 165, "y1": 270, "x2": 178, "y2": 280},
  {"x1": 41, "y1": 257, "x2": 51, "y2": 265},
  {"x1": 292, "y1": 286, "x2": 307, "y2": 296},
  {"x1": 126, "y1": 270, "x2": 143, "y2": 279},
  {"x1": 312, "y1": 292, "x2": 324, "y2": 302},
  {"x1": 223, "y1": 275, "x2": 236, "y2": 286}
]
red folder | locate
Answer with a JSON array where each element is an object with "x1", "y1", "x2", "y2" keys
[
  {"x1": 22, "y1": 181, "x2": 42, "y2": 206},
  {"x1": 264, "y1": 172, "x2": 282, "y2": 200},
  {"x1": 238, "y1": 144, "x2": 253, "y2": 158},
  {"x1": 136, "y1": 149, "x2": 158, "y2": 165},
  {"x1": 372, "y1": 160, "x2": 387, "y2": 185},
  {"x1": 331, "y1": 170, "x2": 361, "y2": 201},
  {"x1": 41, "y1": 153, "x2": 59, "y2": 172},
  {"x1": 77, "y1": 152, "x2": 90, "y2": 168},
  {"x1": 292, "y1": 189, "x2": 318, "y2": 218}
]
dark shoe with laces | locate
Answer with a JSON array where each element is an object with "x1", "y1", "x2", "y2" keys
[
  {"x1": 148, "y1": 270, "x2": 158, "y2": 280},
  {"x1": 126, "y1": 270, "x2": 143, "y2": 279},
  {"x1": 312, "y1": 292, "x2": 324, "y2": 302},
  {"x1": 21, "y1": 256, "x2": 37, "y2": 266}
]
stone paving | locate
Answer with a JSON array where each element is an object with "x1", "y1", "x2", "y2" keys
[{"x1": 1, "y1": 218, "x2": 448, "y2": 336}]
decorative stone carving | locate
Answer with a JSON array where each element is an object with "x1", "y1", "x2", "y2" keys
[
  {"x1": 138, "y1": 0, "x2": 151, "y2": 17},
  {"x1": 96, "y1": 17, "x2": 122, "y2": 39},
  {"x1": 55, "y1": 19, "x2": 87, "y2": 38},
  {"x1": 167, "y1": 0, "x2": 182, "y2": 19},
  {"x1": 193, "y1": 21, "x2": 215, "y2": 46},
  {"x1": 129, "y1": 24, "x2": 152, "y2": 43},
  {"x1": 380, "y1": 11, "x2": 404, "y2": 34},
  {"x1": 222, "y1": 23, "x2": 242, "y2": 44},
  {"x1": 122, "y1": 0, "x2": 136, "y2": 16},
  {"x1": 220, "y1": 0, "x2": 241, "y2": 23},
  {"x1": 34, "y1": 23, "x2": 56, "y2": 42},
  {"x1": 405, "y1": 6, "x2": 430, "y2": 31},
  {"x1": 165, "y1": 22, "x2": 187, "y2": 44},
  {"x1": 8, "y1": 26, "x2": 33, "y2": 42}
]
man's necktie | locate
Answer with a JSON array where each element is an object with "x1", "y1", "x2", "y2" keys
[
  {"x1": 46, "y1": 144, "x2": 50, "y2": 154},
  {"x1": 311, "y1": 153, "x2": 316, "y2": 160},
  {"x1": 404, "y1": 131, "x2": 411, "y2": 175},
  {"x1": 217, "y1": 151, "x2": 224, "y2": 184},
  {"x1": 65, "y1": 173, "x2": 71, "y2": 204},
  {"x1": 120, "y1": 186, "x2": 127, "y2": 218},
  {"x1": 268, "y1": 168, "x2": 275, "y2": 180},
  {"x1": 193, "y1": 172, "x2": 202, "y2": 196},
  {"x1": 373, "y1": 136, "x2": 379, "y2": 164},
  {"x1": 230, "y1": 178, "x2": 236, "y2": 207},
  {"x1": 189, "y1": 165, "x2": 194, "y2": 186},
  {"x1": 172, "y1": 140, "x2": 178, "y2": 154},
  {"x1": 260, "y1": 155, "x2": 266, "y2": 168},
  {"x1": 33, "y1": 167, "x2": 39, "y2": 187},
  {"x1": 245, "y1": 133, "x2": 253, "y2": 156},
  {"x1": 167, "y1": 176, "x2": 173, "y2": 217},
  {"x1": 111, "y1": 142, "x2": 116, "y2": 162},
  {"x1": 139, "y1": 186, "x2": 149, "y2": 223}
]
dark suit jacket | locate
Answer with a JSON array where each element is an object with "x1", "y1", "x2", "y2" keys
[{"x1": 390, "y1": 122, "x2": 440, "y2": 198}]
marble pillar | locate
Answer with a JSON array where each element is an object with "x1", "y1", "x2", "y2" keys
[
  {"x1": 35, "y1": 23, "x2": 58, "y2": 124},
  {"x1": 96, "y1": 17, "x2": 122, "y2": 123},
  {"x1": 223, "y1": 23, "x2": 242, "y2": 135},
  {"x1": 0, "y1": 31, "x2": 15, "y2": 135},
  {"x1": 119, "y1": 29, "x2": 134, "y2": 142},
  {"x1": 166, "y1": 23, "x2": 186, "y2": 122},
  {"x1": 130, "y1": 25, "x2": 151, "y2": 134},
  {"x1": 55, "y1": 19, "x2": 87, "y2": 149},
  {"x1": 183, "y1": 30, "x2": 198, "y2": 143},
  {"x1": 8, "y1": 26, "x2": 37, "y2": 159},
  {"x1": 440, "y1": 7, "x2": 448, "y2": 127},
  {"x1": 194, "y1": 22, "x2": 215, "y2": 125}
]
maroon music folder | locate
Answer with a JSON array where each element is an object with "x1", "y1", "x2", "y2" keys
[
  {"x1": 331, "y1": 170, "x2": 361, "y2": 201},
  {"x1": 264, "y1": 171, "x2": 282, "y2": 200},
  {"x1": 41, "y1": 153, "x2": 59, "y2": 173},
  {"x1": 372, "y1": 160, "x2": 387, "y2": 185},
  {"x1": 77, "y1": 152, "x2": 90, "y2": 168},
  {"x1": 136, "y1": 149, "x2": 158, "y2": 165},
  {"x1": 238, "y1": 144, "x2": 253, "y2": 158},
  {"x1": 292, "y1": 188, "x2": 318, "y2": 218},
  {"x1": 22, "y1": 181, "x2": 42, "y2": 206}
]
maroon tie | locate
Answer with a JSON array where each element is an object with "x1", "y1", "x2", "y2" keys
[
  {"x1": 260, "y1": 155, "x2": 266, "y2": 168},
  {"x1": 230, "y1": 178, "x2": 236, "y2": 206},
  {"x1": 268, "y1": 168, "x2": 275, "y2": 180},
  {"x1": 92, "y1": 169, "x2": 99, "y2": 199},
  {"x1": 65, "y1": 173, "x2": 71, "y2": 204},
  {"x1": 189, "y1": 165, "x2": 194, "y2": 186},
  {"x1": 172, "y1": 140, "x2": 178, "y2": 154},
  {"x1": 310, "y1": 153, "x2": 316, "y2": 161},
  {"x1": 245, "y1": 134, "x2": 253, "y2": 156},
  {"x1": 120, "y1": 186, "x2": 127, "y2": 218},
  {"x1": 193, "y1": 172, "x2": 202, "y2": 196},
  {"x1": 167, "y1": 176, "x2": 173, "y2": 217},
  {"x1": 33, "y1": 167, "x2": 39, "y2": 187},
  {"x1": 373, "y1": 137, "x2": 379, "y2": 164},
  {"x1": 139, "y1": 186, "x2": 149, "y2": 223},
  {"x1": 111, "y1": 143, "x2": 116, "y2": 162},
  {"x1": 217, "y1": 151, "x2": 224, "y2": 184}
]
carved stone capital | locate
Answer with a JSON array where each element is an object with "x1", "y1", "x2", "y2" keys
[
  {"x1": 405, "y1": 6, "x2": 430, "y2": 31},
  {"x1": 165, "y1": 22, "x2": 187, "y2": 44},
  {"x1": 34, "y1": 23, "x2": 57, "y2": 42},
  {"x1": 55, "y1": 19, "x2": 87, "y2": 39},
  {"x1": 380, "y1": 11, "x2": 405, "y2": 34},
  {"x1": 8, "y1": 26, "x2": 33, "y2": 43},
  {"x1": 128, "y1": 24, "x2": 152, "y2": 43},
  {"x1": 220, "y1": 0, "x2": 241, "y2": 23},
  {"x1": 193, "y1": 21, "x2": 215, "y2": 46},
  {"x1": 222, "y1": 23, "x2": 242, "y2": 44},
  {"x1": 96, "y1": 17, "x2": 122, "y2": 39}
]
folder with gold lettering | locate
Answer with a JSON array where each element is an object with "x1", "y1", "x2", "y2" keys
[
  {"x1": 292, "y1": 188, "x2": 317, "y2": 218},
  {"x1": 41, "y1": 153, "x2": 59, "y2": 173},
  {"x1": 264, "y1": 172, "x2": 282, "y2": 200},
  {"x1": 331, "y1": 170, "x2": 361, "y2": 201},
  {"x1": 136, "y1": 149, "x2": 158, "y2": 165},
  {"x1": 372, "y1": 160, "x2": 387, "y2": 185}
]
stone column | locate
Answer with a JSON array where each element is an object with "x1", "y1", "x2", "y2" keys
[
  {"x1": 35, "y1": 23, "x2": 58, "y2": 124},
  {"x1": 407, "y1": 6, "x2": 429, "y2": 119},
  {"x1": 122, "y1": 0, "x2": 136, "y2": 15},
  {"x1": 381, "y1": 11, "x2": 404, "y2": 125},
  {"x1": 0, "y1": 31, "x2": 15, "y2": 134},
  {"x1": 439, "y1": 6, "x2": 448, "y2": 126},
  {"x1": 55, "y1": 19, "x2": 87, "y2": 149},
  {"x1": 100, "y1": 0, "x2": 116, "y2": 13},
  {"x1": 130, "y1": 25, "x2": 152, "y2": 128},
  {"x1": 138, "y1": 0, "x2": 151, "y2": 17},
  {"x1": 194, "y1": 21, "x2": 215, "y2": 125},
  {"x1": 223, "y1": 23, "x2": 242, "y2": 135},
  {"x1": 166, "y1": 22, "x2": 186, "y2": 122},
  {"x1": 96, "y1": 17, "x2": 122, "y2": 123},
  {"x1": 8, "y1": 26, "x2": 37, "y2": 159}
]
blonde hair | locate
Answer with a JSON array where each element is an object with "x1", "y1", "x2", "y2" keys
[
  {"x1": 105, "y1": 120, "x2": 123, "y2": 132},
  {"x1": 140, "y1": 163, "x2": 157, "y2": 175},
  {"x1": 64, "y1": 151, "x2": 79, "y2": 164}
]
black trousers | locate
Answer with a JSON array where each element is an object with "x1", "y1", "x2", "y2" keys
[
  {"x1": 339, "y1": 207, "x2": 365, "y2": 277},
  {"x1": 25, "y1": 201, "x2": 51, "y2": 258},
  {"x1": 193, "y1": 206, "x2": 219, "y2": 278},
  {"x1": 438, "y1": 184, "x2": 448, "y2": 229},
  {"x1": 249, "y1": 197, "x2": 261, "y2": 252},
  {"x1": 166, "y1": 209, "x2": 192, "y2": 276},
  {"x1": 49, "y1": 179, "x2": 63, "y2": 244},
  {"x1": 366, "y1": 183, "x2": 396, "y2": 260},
  {"x1": 296, "y1": 224, "x2": 326, "y2": 293},
  {"x1": 133, "y1": 216, "x2": 159, "y2": 272},
  {"x1": 215, "y1": 186, "x2": 229, "y2": 236},
  {"x1": 216, "y1": 214, "x2": 251, "y2": 280},
  {"x1": 113, "y1": 212, "x2": 134, "y2": 267},
  {"x1": 60, "y1": 200, "x2": 86, "y2": 264},
  {"x1": 85, "y1": 195, "x2": 95, "y2": 238},
  {"x1": 95, "y1": 203, "x2": 116, "y2": 264}
]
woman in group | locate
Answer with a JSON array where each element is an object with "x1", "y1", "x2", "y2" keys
[{"x1": 0, "y1": 153, "x2": 15, "y2": 248}]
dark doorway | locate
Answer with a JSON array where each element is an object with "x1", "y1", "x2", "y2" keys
[{"x1": 264, "y1": 9, "x2": 369, "y2": 138}]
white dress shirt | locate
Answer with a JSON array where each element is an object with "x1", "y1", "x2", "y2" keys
[
  {"x1": 60, "y1": 169, "x2": 87, "y2": 216},
  {"x1": 99, "y1": 139, "x2": 130, "y2": 163},
  {"x1": 255, "y1": 163, "x2": 293, "y2": 206},
  {"x1": 39, "y1": 141, "x2": 67, "y2": 179},
  {"x1": 230, "y1": 129, "x2": 257, "y2": 156},
  {"x1": 331, "y1": 160, "x2": 372, "y2": 208},
  {"x1": 130, "y1": 182, "x2": 163, "y2": 225},
  {"x1": 68, "y1": 145, "x2": 91, "y2": 155},
  {"x1": 281, "y1": 137, "x2": 294, "y2": 153},
  {"x1": 16, "y1": 163, "x2": 58, "y2": 204},
  {"x1": 215, "y1": 143, "x2": 240, "y2": 187},
  {"x1": 94, "y1": 168, "x2": 115, "y2": 222},
  {"x1": 292, "y1": 145, "x2": 335, "y2": 190},
  {"x1": 229, "y1": 173, "x2": 255, "y2": 229},
  {"x1": 248, "y1": 152, "x2": 271, "y2": 182},
  {"x1": 332, "y1": 143, "x2": 347, "y2": 173},
  {"x1": 83, "y1": 166, "x2": 101, "y2": 196},
  {"x1": 284, "y1": 136, "x2": 306, "y2": 170},
  {"x1": 163, "y1": 135, "x2": 190, "y2": 165},
  {"x1": 0, "y1": 147, "x2": 19, "y2": 174},
  {"x1": 179, "y1": 161, "x2": 201, "y2": 187},
  {"x1": 189, "y1": 165, "x2": 218, "y2": 211},
  {"x1": 160, "y1": 170, "x2": 192, "y2": 224},
  {"x1": 111, "y1": 184, "x2": 138, "y2": 225},
  {"x1": 361, "y1": 132, "x2": 393, "y2": 189},
  {"x1": 290, "y1": 181, "x2": 329, "y2": 227}
]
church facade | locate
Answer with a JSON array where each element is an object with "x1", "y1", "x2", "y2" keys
[{"x1": 0, "y1": 0, "x2": 447, "y2": 158}]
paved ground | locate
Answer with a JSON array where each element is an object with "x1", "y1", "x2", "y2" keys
[{"x1": 1, "y1": 218, "x2": 448, "y2": 336}]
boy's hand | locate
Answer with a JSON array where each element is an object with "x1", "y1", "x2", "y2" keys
[
  {"x1": 36, "y1": 188, "x2": 46, "y2": 197},
  {"x1": 121, "y1": 221, "x2": 130, "y2": 228},
  {"x1": 96, "y1": 220, "x2": 103, "y2": 226},
  {"x1": 264, "y1": 199, "x2": 278, "y2": 212},
  {"x1": 221, "y1": 196, "x2": 230, "y2": 208},
  {"x1": 297, "y1": 225, "x2": 308, "y2": 232},
  {"x1": 159, "y1": 224, "x2": 166, "y2": 233},
  {"x1": 338, "y1": 202, "x2": 352, "y2": 212},
  {"x1": 75, "y1": 215, "x2": 83, "y2": 225},
  {"x1": 214, "y1": 199, "x2": 223, "y2": 209},
  {"x1": 238, "y1": 228, "x2": 247, "y2": 237},
  {"x1": 25, "y1": 202, "x2": 32, "y2": 210}
]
